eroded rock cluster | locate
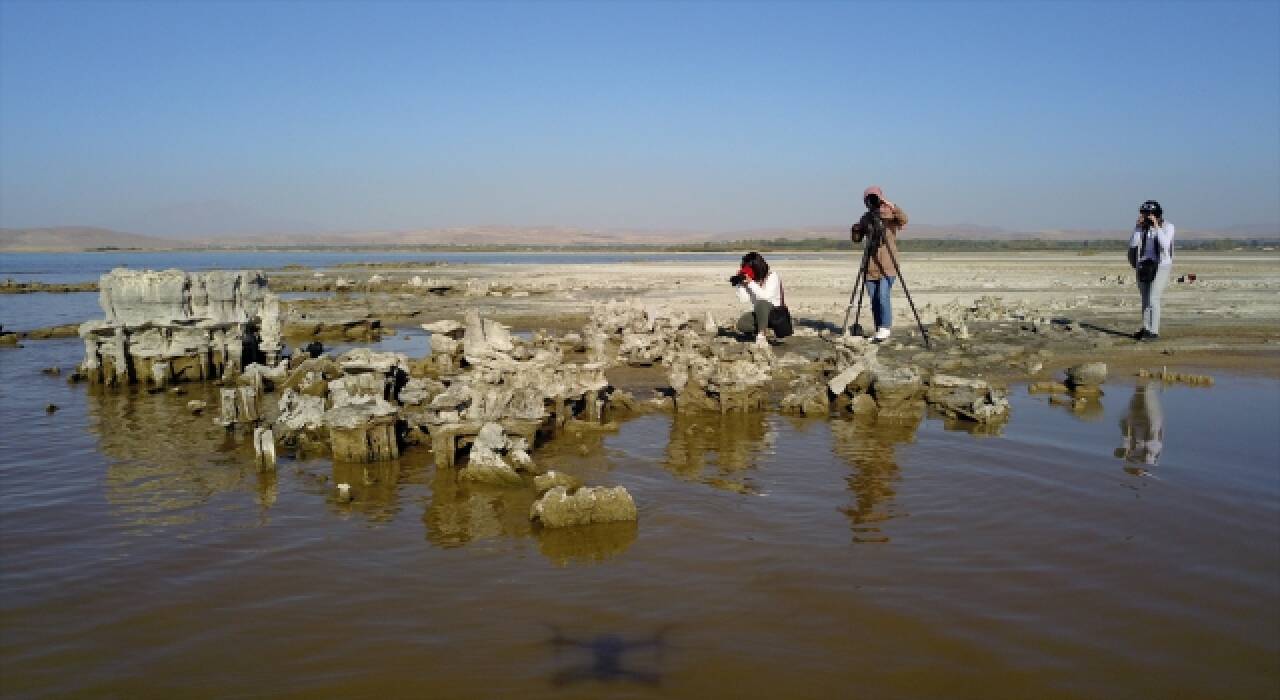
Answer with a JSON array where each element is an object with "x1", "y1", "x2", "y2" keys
[
  {"x1": 268, "y1": 307, "x2": 639, "y2": 527},
  {"x1": 778, "y1": 334, "x2": 1011, "y2": 429},
  {"x1": 587, "y1": 300, "x2": 777, "y2": 413},
  {"x1": 77, "y1": 269, "x2": 282, "y2": 386}
]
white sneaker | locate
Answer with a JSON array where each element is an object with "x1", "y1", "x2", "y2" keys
[
  {"x1": 755, "y1": 334, "x2": 769, "y2": 349},
  {"x1": 872, "y1": 327, "x2": 892, "y2": 342}
]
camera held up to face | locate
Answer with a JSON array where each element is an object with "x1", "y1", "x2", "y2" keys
[{"x1": 1139, "y1": 200, "x2": 1162, "y2": 224}]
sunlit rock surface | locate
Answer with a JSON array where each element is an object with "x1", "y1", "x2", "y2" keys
[
  {"x1": 78, "y1": 268, "x2": 283, "y2": 386},
  {"x1": 530, "y1": 485, "x2": 638, "y2": 528}
]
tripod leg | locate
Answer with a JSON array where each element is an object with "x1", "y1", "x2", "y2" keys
[
  {"x1": 882, "y1": 244, "x2": 931, "y2": 349},
  {"x1": 840, "y1": 278, "x2": 858, "y2": 336},
  {"x1": 842, "y1": 242, "x2": 872, "y2": 337}
]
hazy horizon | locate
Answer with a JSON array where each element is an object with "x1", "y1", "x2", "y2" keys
[{"x1": 2, "y1": 1, "x2": 1278, "y2": 237}]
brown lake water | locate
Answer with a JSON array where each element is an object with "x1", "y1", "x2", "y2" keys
[{"x1": 1, "y1": 338, "x2": 1278, "y2": 699}]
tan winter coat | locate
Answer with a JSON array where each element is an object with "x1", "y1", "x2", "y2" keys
[{"x1": 850, "y1": 205, "x2": 908, "y2": 281}]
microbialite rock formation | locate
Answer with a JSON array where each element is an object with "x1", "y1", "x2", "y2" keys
[{"x1": 76, "y1": 268, "x2": 282, "y2": 387}]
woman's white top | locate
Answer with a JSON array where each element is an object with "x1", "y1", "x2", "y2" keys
[
  {"x1": 1129, "y1": 222, "x2": 1175, "y2": 266},
  {"x1": 736, "y1": 271, "x2": 782, "y2": 307}
]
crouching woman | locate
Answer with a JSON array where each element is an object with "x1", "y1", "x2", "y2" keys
[{"x1": 731, "y1": 252, "x2": 784, "y2": 348}]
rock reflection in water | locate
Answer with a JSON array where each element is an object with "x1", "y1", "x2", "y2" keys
[
  {"x1": 1116, "y1": 382, "x2": 1165, "y2": 471},
  {"x1": 423, "y1": 466, "x2": 638, "y2": 564},
  {"x1": 538, "y1": 521, "x2": 638, "y2": 566},
  {"x1": 663, "y1": 412, "x2": 773, "y2": 494},
  {"x1": 423, "y1": 467, "x2": 536, "y2": 547},
  {"x1": 547, "y1": 625, "x2": 670, "y2": 687},
  {"x1": 329, "y1": 459, "x2": 402, "y2": 522},
  {"x1": 88, "y1": 384, "x2": 259, "y2": 527},
  {"x1": 831, "y1": 410, "x2": 923, "y2": 544}
]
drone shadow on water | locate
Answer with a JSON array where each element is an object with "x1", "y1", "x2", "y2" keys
[{"x1": 545, "y1": 624, "x2": 676, "y2": 688}]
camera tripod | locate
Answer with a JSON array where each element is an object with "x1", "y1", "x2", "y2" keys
[{"x1": 840, "y1": 211, "x2": 931, "y2": 348}]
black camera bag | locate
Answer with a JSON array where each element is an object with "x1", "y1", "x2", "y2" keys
[
  {"x1": 1137, "y1": 259, "x2": 1158, "y2": 284},
  {"x1": 768, "y1": 282, "x2": 794, "y2": 338},
  {"x1": 1135, "y1": 226, "x2": 1161, "y2": 284}
]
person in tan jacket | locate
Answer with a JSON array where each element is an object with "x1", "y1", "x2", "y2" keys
[{"x1": 850, "y1": 185, "x2": 908, "y2": 341}]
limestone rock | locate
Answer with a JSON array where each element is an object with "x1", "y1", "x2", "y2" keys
[
  {"x1": 78, "y1": 268, "x2": 281, "y2": 388},
  {"x1": 458, "y1": 445, "x2": 523, "y2": 486},
  {"x1": 337, "y1": 348, "x2": 407, "y2": 375},
  {"x1": 421, "y1": 319, "x2": 465, "y2": 337},
  {"x1": 463, "y1": 309, "x2": 515, "y2": 359},
  {"x1": 98, "y1": 268, "x2": 270, "y2": 326},
  {"x1": 1066, "y1": 362, "x2": 1107, "y2": 387},
  {"x1": 827, "y1": 361, "x2": 870, "y2": 395},
  {"x1": 275, "y1": 389, "x2": 326, "y2": 431},
  {"x1": 397, "y1": 377, "x2": 442, "y2": 406},
  {"x1": 218, "y1": 386, "x2": 261, "y2": 426},
  {"x1": 534, "y1": 470, "x2": 583, "y2": 495},
  {"x1": 324, "y1": 397, "x2": 399, "y2": 462},
  {"x1": 253, "y1": 426, "x2": 277, "y2": 466},
  {"x1": 870, "y1": 366, "x2": 922, "y2": 404},
  {"x1": 475, "y1": 422, "x2": 506, "y2": 451},
  {"x1": 780, "y1": 380, "x2": 830, "y2": 416},
  {"x1": 925, "y1": 374, "x2": 1010, "y2": 424},
  {"x1": 530, "y1": 485, "x2": 638, "y2": 528}
]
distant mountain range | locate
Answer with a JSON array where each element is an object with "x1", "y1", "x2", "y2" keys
[
  {"x1": 0, "y1": 227, "x2": 196, "y2": 252},
  {"x1": 2, "y1": 223, "x2": 1277, "y2": 252}
]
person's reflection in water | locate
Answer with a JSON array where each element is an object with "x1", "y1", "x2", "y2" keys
[
  {"x1": 663, "y1": 412, "x2": 772, "y2": 494},
  {"x1": 1116, "y1": 382, "x2": 1165, "y2": 473},
  {"x1": 831, "y1": 409, "x2": 923, "y2": 544}
]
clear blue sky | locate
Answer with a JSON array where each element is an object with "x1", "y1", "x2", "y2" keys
[{"x1": 1, "y1": 0, "x2": 1277, "y2": 236}]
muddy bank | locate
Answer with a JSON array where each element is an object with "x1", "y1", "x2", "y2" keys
[{"x1": 0, "y1": 279, "x2": 98, "y2": 293}]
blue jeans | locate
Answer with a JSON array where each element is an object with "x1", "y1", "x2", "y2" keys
[{"x1": 865, "y1": 276, "x2": 895, "y2": 329}]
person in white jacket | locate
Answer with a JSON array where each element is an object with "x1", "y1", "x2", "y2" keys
[
  {"x1": 731, "y1": 251, "x2": 782, "y2": 348},
  {"x1": 1128, "y1": 200, "x2": 1175, "y2": 341}
]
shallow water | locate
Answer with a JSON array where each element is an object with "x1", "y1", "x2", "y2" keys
[
  {"x1": 2, "y1": 337, "x2": 1277, "y2": 698},
  {"x1": 0, "y1": 292, "x2": 101, "y2": 333},
  {"x1": 0, "y1": 292, "x2": 336, "y2": 334}
]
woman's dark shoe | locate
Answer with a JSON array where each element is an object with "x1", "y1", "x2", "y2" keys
[
  {"x1": 1141, "y1": 333, "x2": 1160, "y2": 342},
  {"x1": 1133, "y1": 329, "x2": 1149, "y2": 340}
]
